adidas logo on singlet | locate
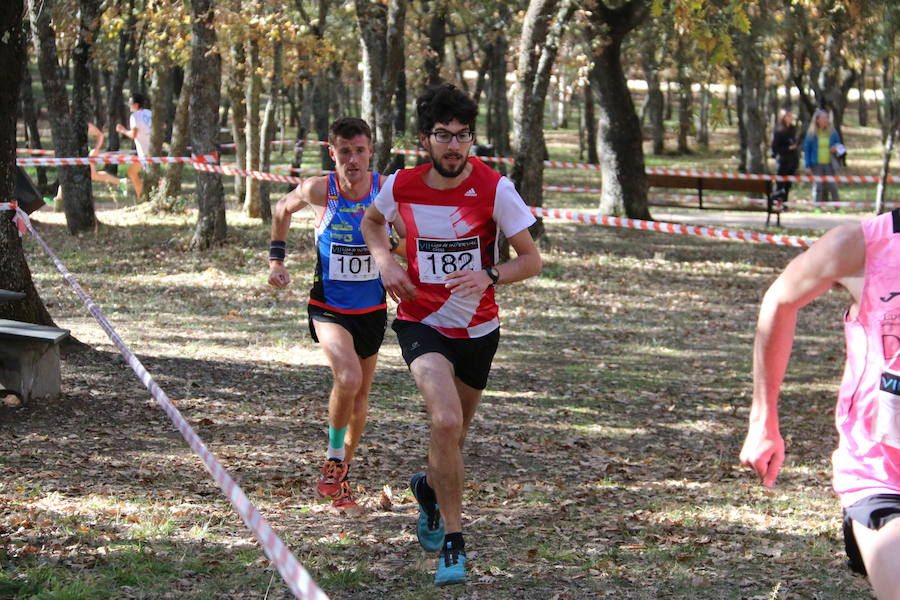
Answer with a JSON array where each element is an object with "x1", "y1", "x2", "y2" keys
[{"x1": 464, "y1": 188, "x2": 477, "y2": 197}]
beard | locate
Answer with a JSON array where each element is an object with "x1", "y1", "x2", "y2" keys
[{"x1": 429, "y1": 151, "x2": 467, "y2": 178}]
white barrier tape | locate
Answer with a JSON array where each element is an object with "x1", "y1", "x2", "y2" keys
[
  {"x1": 15, "y1": 207, "x2": 329, "y2": 600},
  {"x1": 16, "y1": 148, "x2": 56, "y2": 156},
  {"x1": 645, "y1": 166, "x2": 899, "y2": 184},
  {"x1": 531, "y1": 206, "x2": 813, "y2": 248}
]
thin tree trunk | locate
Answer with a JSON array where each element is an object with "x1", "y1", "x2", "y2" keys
[
  {"x1": 697, "y1": 81, "x2": 710, "y2": 149},
  {"x1": 244, "y1": 39, "x2": 262, "y2": 217},
  {"x1": 19, "y1": 33, "x2": 48, "y2": 189},
  {"x1": 227, "y1": 42, "x2": 247, "y2": 202},
  {"x1": 423, "y1": 0, "x2": 447, "y2": 87},
  {"x1": 189, "y1": 0, "x2": 226, "y2": 249},
  {"x1": 161, "y1": 59, "x2": 191, "y2": 204},
  {"x1": 857, "y1": 59, "x2": 868, "y2": 127},
  {"x1": 675, "y1": 38, "x2": 692, "y2": 154},
  {"x1": 260, "y1": 41, "x2": 283, "y2": 223},
  {"x1": 583, "y1": 80, "x2": 598, "y2": 164},
  {"x1": 104, "y1": 0, "x2": 136, "y2": 179},
  {"x1": 144, "y1": 54, "x2": 171, "y2": 202}
]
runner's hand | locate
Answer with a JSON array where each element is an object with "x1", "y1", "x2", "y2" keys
[
  {"x1": 268, "y1": 262, "x2": 291, "y2": 288},
  {"x1": 739, "y1": 423, "x2": 784, "y2": 488},
  {"x1": 380, "y1": 260, "x2": 417, "y2": 303},
  {"x1": 444, "y1": 269, "x2": 491, "y2": 298}
]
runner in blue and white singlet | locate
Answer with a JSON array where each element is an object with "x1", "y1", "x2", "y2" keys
[{"x1": 309, "y1": 172, "x2": 386, "y2": 315}]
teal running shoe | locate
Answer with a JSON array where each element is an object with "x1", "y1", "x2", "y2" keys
[
  {"x1": 434, "y1": 540, "x2": 466, "y2": 586},
  {"x1": 410, "y1": 472, "x2": 444, "y2": 552}
]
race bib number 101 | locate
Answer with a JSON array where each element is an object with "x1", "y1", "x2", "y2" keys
[
  {"x1": 416, "y1": 236, "x2": 482, "y2": 284},
  {"x1": 328, "y1": 243, "x2": 378, "y2": 281}
]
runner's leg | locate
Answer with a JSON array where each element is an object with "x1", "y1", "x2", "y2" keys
[
  {"x1": 852, "y1": 518, "x2": 900, "y2": 600},
  {"x1": 314, "y1": 320, "x2": 365, "y2": 461},
  {"x1": 345, "y1": 353, "x2": 378, "y2": 463}
]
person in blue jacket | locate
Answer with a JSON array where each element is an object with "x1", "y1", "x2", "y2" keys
[{"x1": 803, "y1": 109, "x2": 843, "y2": 203}]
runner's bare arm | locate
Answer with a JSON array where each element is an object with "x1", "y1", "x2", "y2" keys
[
  {"x1": 361, "y1": 204, "x2": 417, "y2": 302},
  {"x1": 268, "y1": 177, "x2": 326, "y2": 289},
  {"x1": 740, "y1": 224, "x2": 865, "y2": 487}
]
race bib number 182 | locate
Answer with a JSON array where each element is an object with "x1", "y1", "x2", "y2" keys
[{"x1": 416, "y1": 236, "x2": 482, "y2": 284}]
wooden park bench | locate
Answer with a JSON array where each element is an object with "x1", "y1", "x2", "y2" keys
[
  {"x1": 0, "y1": 290, "x2": 70, "y2": 403},
  {"x1": 646, "y1": 172, "x2": 781, "y2": 227}
]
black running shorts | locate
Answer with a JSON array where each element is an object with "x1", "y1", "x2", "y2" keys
[
  {"x1": 842, "y1": 493, "x2": 900, "y2": 575},
  {"x1": 308, "y1": 303, "x2": 386, "y2": 359},
  {"x1": 391, "y1": 318, "x2": 499, "y2": 390}
]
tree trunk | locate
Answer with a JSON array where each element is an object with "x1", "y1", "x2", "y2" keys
[
  {"x1": 105, "y1": 0, "x2": 136, "y2": 178},
  {"x1": 735, "y1": 18, "x2": 767, "y2": 174},
  {"x1": 161, "y1": 59, "x2": 192, "y2": 204},
  {"x1": 639, "y1": 41, "x2": 664, "y2": 155},
  {"x1": 311, "y1": 74, "x2": 333, "y2": 170},
  {"x1": 511, "y1": 0, "x2": 577, "y2": 242},
  {"x1": 189, "y1": 0, "x2": 226, "y2": 249},
  {"x1": 227, "y1": 41, "x2": 247, "y2": 201},
  {"x1": 243, "y1": 39, "x2": 262, "y2": 217},
  {"x1": 697, "y1": 81, "x2": 710, "y2": 149},
  {"x1": 423, "y1": 0, "x2": 447, "y2": 87},
  {"x1": 485, "y1": 18, "x2": 511, "y2": 159},
  {"x1": 857, "y1": 59, "x2": 868, "y2": 127},
  {"x1": 1, "y1": 0, "x2": 55, "y2": 326},
  {"x1": 29, "y1": 0, "x2": 97, "y2": 234},
  {"x1": 585, "y1": 0, "x2": 651, "y2": 220},
  {"x1": 675, "y1": 37, "x2": 692, "y2": 154},
  {"x1": 355, "y1": 0, "x2": 407, "y2": 173},
  {"x1": 816, "y1": 16, "x2": 855, "y2": 135},
  {"x1": 582, "y1": 79, "x2": 598, "y2": 164},
  {"x1": 19, "y1": 32, "x2": 48, "y2": 189},
  {"x1": 259, "y1": 41, "x2": 283, "y2": 223},
  {"x1": 145, "y1": 54, "x2": 172, "y2": 202}
]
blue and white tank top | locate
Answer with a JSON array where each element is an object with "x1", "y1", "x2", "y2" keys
[{"x1": 308, "y1": 172, "x2": 386, "y2": 314}]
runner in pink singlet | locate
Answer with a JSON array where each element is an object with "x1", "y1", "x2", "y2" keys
[{"x1": 740, "y1": 209, "x2": 900, "y2": 598}]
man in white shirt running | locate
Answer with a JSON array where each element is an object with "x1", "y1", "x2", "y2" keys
[{"x1": 116, "y1": 93, "x2": 152, "y2": 201}]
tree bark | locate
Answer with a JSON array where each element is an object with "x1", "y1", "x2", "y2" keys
[
  {"x1": 19, "y1": 28, "x2": 48, "y2": 189},
  {"x1": 144, "y1": 54, "x2": 172, "y2": 202},
  {"x1": 423, "y1": 0, "x2": 447, "y2": 87},
  {"x1": 161, "y1": 59, "x2": 192, "y2": 204},
  {"x1": 734, "y1": 15, "x2": 767, "y2": 174},
  {"x1": 582, "y1": 79, "x2": 598, "y2": 164},
  {"x1": 189, "y1": 0, "x2": 226, "y2": 249},
  {"x1": 105, "y1": 0, "x2": 136, "y2": 177},
  {"x1": 675, "y1": 37, "x2": 692, "y2": 154},
  {"x1": 226, "y1": 41, "x2": 247, "y2": 202},
  {"x1": 511, "y1": 0, "x2": 577, "y2": 241},
  {"x1": 857, "y1": 59, "x2": 868, "y2": 127},
  {"x1": 484, "y1": 15, "x2": 511, "y2": 160},
  {"x1": 243, "y1": 39, "x2": 262, "y2": 217},
  {"x1": 29, "y1": 0, "x2": 97, "y2": 234},
  {"x1": 639, "y1": 33, "x2": 664, "y2": 155},
  {"x1": 259, "y1": 41, "x2": 283, "y2": 223},
  {"x1": 697, "y1": 81, "x2": 710, "y2": 149},
  {"x1": 585, "y1": 0, "x2": 651, "y2": 220},
  {"x1": 355, "y1": 0, "x2": 407, "y2": 173},
  {"x1": 1, "y1": 0, "x2": 55, "y2": 326}
]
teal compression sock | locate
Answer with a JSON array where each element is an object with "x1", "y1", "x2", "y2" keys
[{"x1": 327, "y1": 424, "x2": 347, "y2": 461}]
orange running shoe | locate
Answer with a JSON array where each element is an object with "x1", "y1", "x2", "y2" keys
[
  {"x1": 330, "y1": 479, "x2": 359, "y2": 512},
  {"x1": 315, "y1": 459, "x2": 349, "y2": 500}
]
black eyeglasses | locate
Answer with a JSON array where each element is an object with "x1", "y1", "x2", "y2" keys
[{"x1": 428, "y1": 129, "x2": 474, "y2": 144}]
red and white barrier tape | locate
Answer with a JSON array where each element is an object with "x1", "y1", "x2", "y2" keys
[
  {"x1": 13, "y1": 207, "x2": 329, "y2": 600},
  {"x1": 0, "y1": 201, "x2": 27, "y2": 234},
  {"x1": 195, "y1": 161, "x2": 304, "y2": 184},
  {"x1": 644, "y1": 166, "x2": 899, "y2": 184},
  {"x1": 531, "y1": 206, "x2": 813, "y2": 248},
  {"x1": 16, "y1": 153, "x2": 219, "y2": 167},
  {"x1": 16, "y1": 148, "x2": 57, "y2": 156}
]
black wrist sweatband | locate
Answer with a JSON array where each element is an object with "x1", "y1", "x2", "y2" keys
[{"x1": 269, "y1": 240, "x2": 286, "y2": 262}]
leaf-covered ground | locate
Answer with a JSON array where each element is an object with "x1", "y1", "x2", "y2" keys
[{"x1": 0, "y1": 199, "x2": 880, "y2": 600}]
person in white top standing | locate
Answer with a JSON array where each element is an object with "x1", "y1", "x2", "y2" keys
[{"x1": 116, "y1": 93, "x2": 152, "y2": 201}]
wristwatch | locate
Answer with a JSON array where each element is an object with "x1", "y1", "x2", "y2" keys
[{"x1": 485, "y1": 267, "x2": 500, "y2": 287}]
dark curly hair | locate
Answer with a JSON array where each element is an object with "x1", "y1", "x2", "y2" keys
[
  {"x1": 416, "y1": 83, "x2": 477, "y2": 135},
  {"x1": 328, "y1": 117, "x2": 372, "y2": 145}
]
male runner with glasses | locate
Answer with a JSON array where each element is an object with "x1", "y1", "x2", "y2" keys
[
  {"x1": 269, "y1": 117, "x2": 398, "y2": 513},
  {"x1": 361, "y1": 83, "x2": 542, "y2": 585}
]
